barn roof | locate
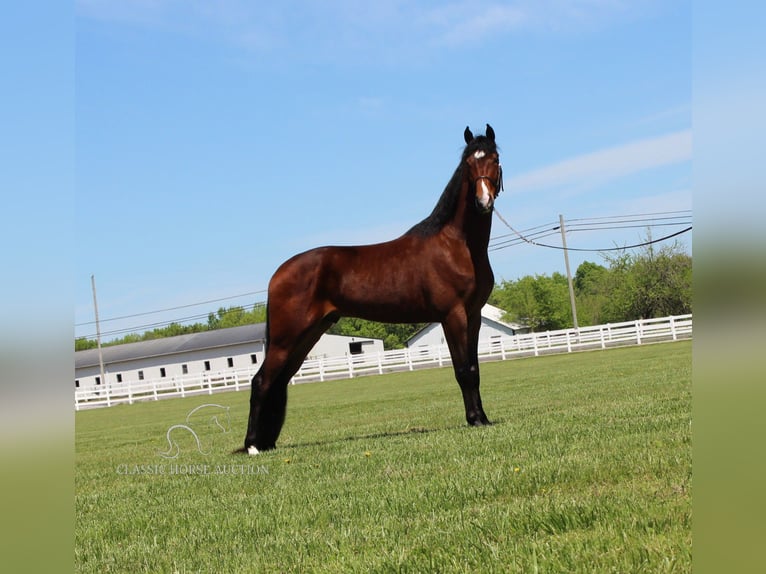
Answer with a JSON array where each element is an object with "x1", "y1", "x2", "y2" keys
[
  {"x1": 75, "y1": 323, "x2": 267, "y2": 369},
  {"x1": 479, "y1": 304, "x2": 526, "y2": 329}
]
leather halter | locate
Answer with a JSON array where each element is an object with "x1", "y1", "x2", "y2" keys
[{"x1": 473, "y1": 164, "x2": 503, "y2": 196}]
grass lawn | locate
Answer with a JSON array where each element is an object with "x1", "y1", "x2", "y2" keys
[{"x1": 76, "y1": 341, "x2": 691, "y2": 573}]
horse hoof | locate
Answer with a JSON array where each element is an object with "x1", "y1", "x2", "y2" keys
[
  {"x1": 469, "y1": 417, "x2": 492, "y2": 427},
  {"x1": 247, "y1": 445, "x2": 260, "y2": 456}
]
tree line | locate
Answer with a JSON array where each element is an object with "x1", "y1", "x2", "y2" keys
[
  {"x1": 490, "y1": 241, "x2": 691, "y2": 331},
  {"x1": 76, "y1": 242, "x2": 691, "y2": 352}
]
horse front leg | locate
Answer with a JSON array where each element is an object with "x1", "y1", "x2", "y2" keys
[{"x1": 443, "y1": 309, "x2": 492, "y2": 427}]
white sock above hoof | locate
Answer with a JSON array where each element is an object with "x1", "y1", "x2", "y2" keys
[{"x1": 247, "y1": 445, "x2": 260, "y2": 456}]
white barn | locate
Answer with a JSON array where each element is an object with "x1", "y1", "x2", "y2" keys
[
  {"x1": 406, "y1": 304, "x2": 528, "y2": 349},
  {"x1": 75, "y1": 323, "x2": 384, "y2": 392}
]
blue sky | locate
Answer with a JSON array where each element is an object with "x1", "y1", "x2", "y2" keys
[{"x1": 73, "y1": 0, "x2": 692, "y2": 340}]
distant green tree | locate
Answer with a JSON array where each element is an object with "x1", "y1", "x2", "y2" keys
[
  {"x1": 75, "y1": 337, "x2": 98, "y2": 351},
  {"x1": 601, "y1": 242, "x2": 692, "y2": 321},
  {"x1": 573, "y1": 261, "x2": 610, "y2": 326},
  {"x1": 491, "y1": 273, "x2": 570, "y2": 331},
  {"x1": 208, "y1": 305, "x2": 267, "y2": 330}
]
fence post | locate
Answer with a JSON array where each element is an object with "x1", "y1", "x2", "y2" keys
[
  {"x1": 670, "y1": 315, "x2": 677, "y2": 340},
  {"x1": 636, "y1": 320, "x2": 642, "y2": 345},
  {"x1": 407, "y1": 348, "x2": 414, "y2": 371},
  {"x1": 566, "y1": 331, "x2": 572, "y2": 353},
  {"x1": 533, "y1": 333, "x2": 539, "y2": 357},
  {"x1": 377, "y1": 352, "x2": 383, "y2": 375},
  {"x1": 599, "y1": 326, "x2": 606, "y2": 350},
  {"x1": 347, "y1": 354, "x2": 354, "y2": 378}
]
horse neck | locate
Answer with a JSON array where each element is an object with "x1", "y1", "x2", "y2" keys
[{"x1": 443, "y1": 178, "x2": 493, "y2": 254}]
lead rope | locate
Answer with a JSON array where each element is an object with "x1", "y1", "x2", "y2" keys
[{"x1": 493, "y1": 207, "x2": 545, "y2": 247}]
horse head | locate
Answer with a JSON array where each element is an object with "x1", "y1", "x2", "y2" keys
[{"x1": 463, "y1": 124, "x2": 503, "y2": 214}]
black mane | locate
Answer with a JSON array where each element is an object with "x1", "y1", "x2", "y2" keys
[{"x1": 405, "y1": 135, "x2": 497, "y2": 237}]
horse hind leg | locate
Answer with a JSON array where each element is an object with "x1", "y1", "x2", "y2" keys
[{"x1": 242, "y1": 310, "x2": 336, "y2": 453}]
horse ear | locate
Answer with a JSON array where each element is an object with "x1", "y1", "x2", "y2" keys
[
  {"x1": 464, "y1": 126, "x2": 474, "y2": 144},
  {"x1": 486, "y1": 124, "x2": 495, "y2": 142}
]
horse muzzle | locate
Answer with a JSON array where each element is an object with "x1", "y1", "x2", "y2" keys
[
  {"x1": 474, "y1": 178, "x2": 495, "y2": 213},
  {"x1": 475, "y1": 196, "x2": 494, "y2": 214}
]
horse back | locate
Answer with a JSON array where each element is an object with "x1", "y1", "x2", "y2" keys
[{"x1": 268, "y1": 234, "x2": 488, "y2": 323}]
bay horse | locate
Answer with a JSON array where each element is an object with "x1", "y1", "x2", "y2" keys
[{"x1": 242, "y1": 124, "x2": 503, "y2": 454}]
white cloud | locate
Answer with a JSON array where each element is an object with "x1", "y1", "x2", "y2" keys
[
  {"x1": 424, "y1": 0, "x2": 650, "y2": 46},
  {"x1": 505, "y1": 130, "x2": 692, "y2": 195},
  {"x1": 77, "y1": 1, "x2": 656, "y2": 59},
  {"x1": 427, "y1": 3, "x2": 527, "y2": 45}
]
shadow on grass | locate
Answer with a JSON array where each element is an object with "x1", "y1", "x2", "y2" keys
[{"x1": 232, "y1": 418, "x2": 505, "y2": 455}]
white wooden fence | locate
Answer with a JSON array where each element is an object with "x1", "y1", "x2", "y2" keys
[{"x1": 75, "y1": 314, "x2": 692, "y2": 410}]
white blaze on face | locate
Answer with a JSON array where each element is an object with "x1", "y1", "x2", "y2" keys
[
  {"x1": 477, "y1": 178, "x2": 492, "y2": 209},
  {"x1": 472, "y1": 150, "x2": 493, "y2": 209}
]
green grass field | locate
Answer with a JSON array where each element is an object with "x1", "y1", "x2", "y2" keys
[{"x1": 75, "y1": 341, "x2": 691, "y2": 573}]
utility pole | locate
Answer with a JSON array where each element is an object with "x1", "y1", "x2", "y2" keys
[
  {"x1": 91, "y1": 274, "x2": 109, "y2": 406},
  {"x1": 558, "y1": 214, "x2": 579, "y2": 330}
]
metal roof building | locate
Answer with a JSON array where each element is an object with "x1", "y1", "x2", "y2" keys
[
  {"x1": 75, "y1": 323, "x2": 383, "y2": 392},
  {"x1": 75, "y1": 324, "x2": 267, "y2": 370}
]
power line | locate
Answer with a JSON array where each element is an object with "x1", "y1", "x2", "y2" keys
[
  {"x1": 489, "y1": 220, "x2": 561, "y2": 241},
  {"x1": 564, "y1": 216, "x2": 692, "y2": 229},
  {"x1": 78, "y1": 301, "x2": 267, "y2": 341},
  {"x1": 488, "y1": 211, "x2": 691, "y2": 244},
  {"x1": 492, "y1": 208, "x2": 691, "y2": 252},
  {"x1": 489, "y1": 230, "x2": 562, "y2": 251},
  {"x1": 566, "y1": 209, "x2": 692, "y2": 222},
  {"x1": 529, "y1": 226, "x2": 692, "y2": 252},
  {"x1": 561, "y1": 221, "x2": 692, "y2": 233},
  {"x1": 75, "y1": 289, "x2": 268, "y2": 327}
]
